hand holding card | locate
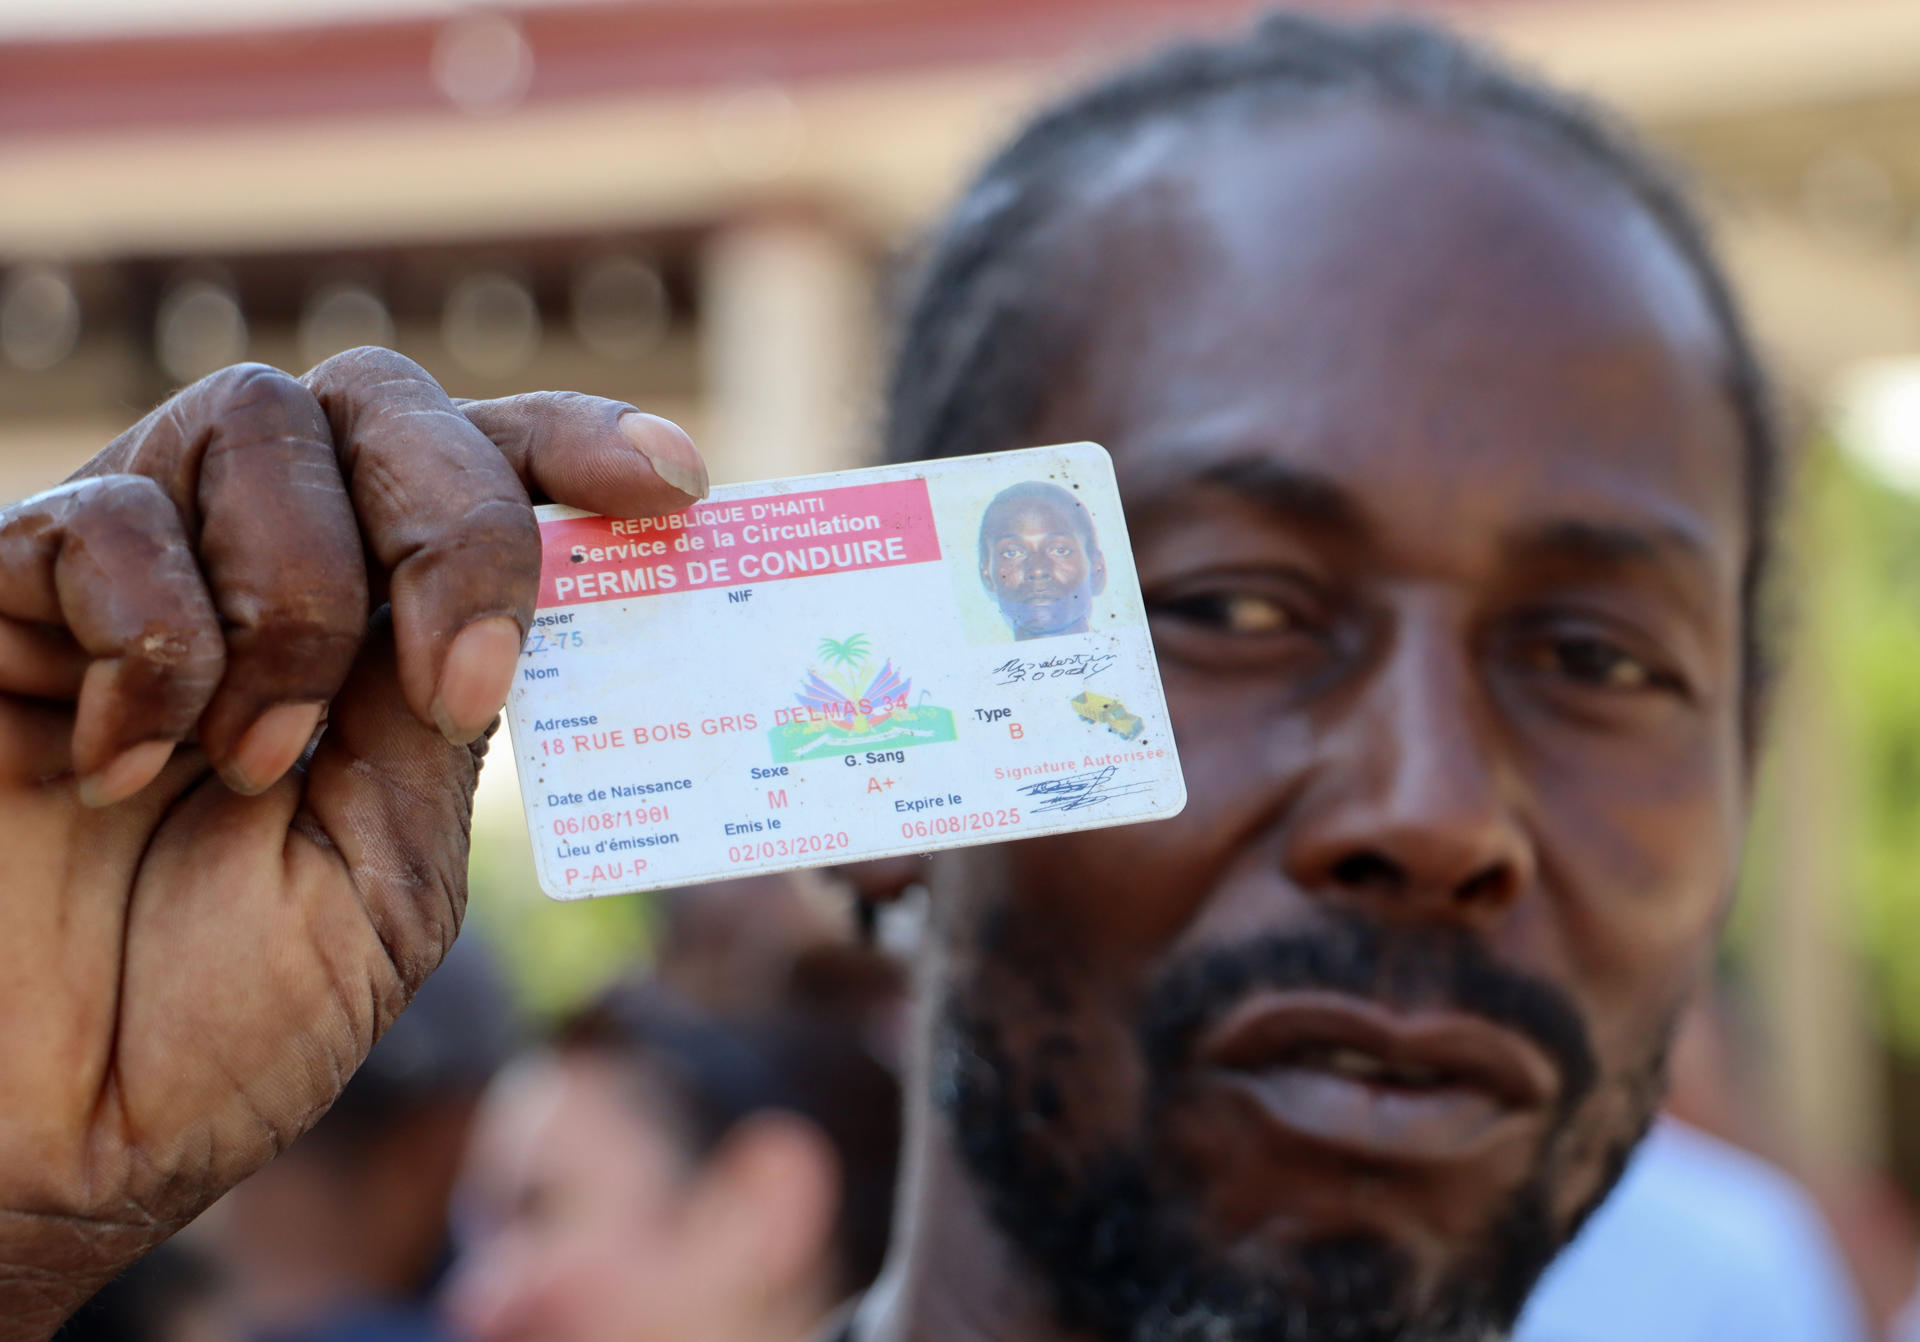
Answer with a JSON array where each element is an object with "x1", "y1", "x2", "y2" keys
[{"x1": 0, "y1": 354, "x2": 706, "y2": 1340}]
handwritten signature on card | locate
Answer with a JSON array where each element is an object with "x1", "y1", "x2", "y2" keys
[
  {"x1": 991, "y1": 652, "x2": 1117, "y2": 686},
  {"x1": 1015, "y1": 765, "x2": 1157, "y2": 814}
]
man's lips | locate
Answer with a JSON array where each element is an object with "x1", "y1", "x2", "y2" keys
[{"x1": 1195, "y1": 990, "x2": 1560, "y2": 1165}]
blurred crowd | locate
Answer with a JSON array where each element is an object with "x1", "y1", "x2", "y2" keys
[{"x1": 40, "y1": 863, "x2": 1920, "y2": 1342}]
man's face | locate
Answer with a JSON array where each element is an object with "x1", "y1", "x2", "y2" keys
[
  {"x1": 981, "y1": 497, "x2": 1106, "y2": 638},
  {"x1": 928, "y1": 108, "x2": 1748, "y2": 1341}
]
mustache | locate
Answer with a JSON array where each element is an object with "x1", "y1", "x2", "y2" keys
[{"x1": 1138, "y1": 913, "x2": 1598, "y2": 1113}]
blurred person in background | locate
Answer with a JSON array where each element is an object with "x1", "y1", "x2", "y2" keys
[
  {"x1": 649, "y1": 872, "x2": 854, "y2": 1018},
  {"x1": 782, "y1": 940, "x2": 914, "y2": 1077},
  {"x1": 202, "y1": 936, "x2": 517, "y2": 1342},
  {"x1": 650, "y1": 869, "x2": 913, "y2": 1072},
  {"x1": 54, "y1": 1242, "x2": 241, "y2": 1342},
  {"x1": 443, "y1": 985, "x2": 900, "y2": 1342}
]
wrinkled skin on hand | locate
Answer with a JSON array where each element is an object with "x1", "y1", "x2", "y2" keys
[{"x1": 0, "y1": 349, "x2": 707, "y2": 1340}]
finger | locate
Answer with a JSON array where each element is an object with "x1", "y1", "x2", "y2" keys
[
  {"x1": 295, "y1": 610, "x2": 476, "y2": 996},
  {"x1": 0, "y1": 696, "x2": 85, "y2": 784},
  {"x1": 459, "y1": 392, "x2": 708, "y2": 514},
  {"x1": 0, "y1": 475, "x2": 225, "y2": 802},
  {"x1": 0, "y1": 616, "x2": 88, "y2": 699},
  {"x1": 76, "y1": 364, "x2": 370, "y2": 793},
  {"x1": 302, "y1": 347, "x2": 537, "y2": 747}
]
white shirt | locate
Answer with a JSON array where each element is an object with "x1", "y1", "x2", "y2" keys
[{"x1": 1515, "y1": 1118, "x2": 1868, "y2": 1342}]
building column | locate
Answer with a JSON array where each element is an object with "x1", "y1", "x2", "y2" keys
[
  {"x1": 1755, "y1": 549, "x2": 1887, "y2": 1174},
  {"x1": 698, "y1": 210, "x2": 877, "y2": 482}
]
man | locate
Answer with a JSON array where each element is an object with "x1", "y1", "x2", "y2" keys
[
  {"x1": 849, "y1": 14, "x2": 1776, "y2": 1340},
  {"x1": 0, "y1": 13, "x2": 1778, "y2": 1342},
  {"x1": 977, "y1": 481, "x2": 1107, "y2": 640}
]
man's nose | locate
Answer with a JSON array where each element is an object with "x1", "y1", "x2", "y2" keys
[{"x1": 1281, "y1": 606, "x2": 1534, "y2": 926}]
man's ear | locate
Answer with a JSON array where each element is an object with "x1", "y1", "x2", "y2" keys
[
  {"x1": 693, "y1": 1113, "x2": 841, "y2": 1302},
  {"x1": 1090, "y1": 546, "x2": 1107, "y2": 596},
  {"x1": 980, "y1": 559, "x2": 995, "y2": 593}
]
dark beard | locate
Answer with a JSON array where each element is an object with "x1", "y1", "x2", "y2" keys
[{"x1": 933, "y1": 913, "x2": 1669, "y2": 1342}]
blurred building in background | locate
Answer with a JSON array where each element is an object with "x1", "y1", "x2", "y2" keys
[{"x1": 2, "y1": 0, "x2": 1918, "y2": 1259}]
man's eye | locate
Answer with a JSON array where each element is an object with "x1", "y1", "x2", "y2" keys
[
  {"x1": 1529, "y1": 636, "x2": 1661, "y2": 691},
  {"x1": 1159, "y1": 592, "x2": 1292, "y2": 633}
]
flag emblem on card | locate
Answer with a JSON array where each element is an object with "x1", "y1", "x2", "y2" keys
[{"x1": 767, "y1": 634, "x2": 959, "y2": 762}]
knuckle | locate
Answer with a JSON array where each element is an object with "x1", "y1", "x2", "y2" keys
[
  {"x1": 199, "y1": 362, "x2": 312, "y2": 421},
  {"x1": 192, "y1": 364, "x2": 328, "y2": 451},
  {"x1": 304, "y1": 344, "x2": 434, "y2": 392},
  {"x1": 351, "y1": 448, "x2": 413, "y2": 525},
  {"x1": 512, "y1": 389, "x2": 599, "y2": 418},
  {"x1": 464, "y1": 497, "x2": 541, "y2": 571},
  {"x1": 403, "y1": 497, "x2": 539, "y2": 606},
  {"x1": 221, "y1": 564, "x2": 368, "y2": 638},
  {"x1": 86, "y1": 473, "x2": 178, "y2": 531},
  {"x1": 120, "y1": 615, "x2": 227, "y2": 718},
  {"x1": 58, "y1": 476, "x2": 187, "y2": 571},
  {"x1": 133, "y1": 615, "x2": 226, "y2": 682},
  {"x1": 522, "y1": 389, "x2": 626, "y2": 437}
]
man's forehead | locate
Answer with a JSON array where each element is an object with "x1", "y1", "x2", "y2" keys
[
  {"x1": 1026, "y1": 103, "x2": 1748, "y2": 562},
  {"x1": 987, "y1": 498, "x2": 1080, "y2": 532},
  {"x1": 1052, "y1": 104, "x2": 1723, "y2": 351}
]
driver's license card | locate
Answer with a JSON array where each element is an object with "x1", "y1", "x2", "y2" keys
[{"x1": 504, "y1": 442, "x2": 1187, "y2": 899}]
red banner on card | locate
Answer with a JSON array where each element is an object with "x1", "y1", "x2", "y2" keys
[{"x1": 539, "y1": 477, "x2": 942, "y2": 607}]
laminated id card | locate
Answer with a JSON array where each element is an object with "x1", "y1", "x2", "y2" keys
[{"x1": 504, "y1": 442, "x2": 1186, "y2": 899}]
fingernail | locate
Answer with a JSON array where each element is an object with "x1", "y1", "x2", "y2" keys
[
  {"x1": 76, "y1": 739, "x2": 176, "y2": 809},
  {"x1": 432, "y1": 616, "x2": 524, "y2": 745},
  {"x1": 225, "y1": 702, "x2": 324, "y2": 795},
  {"x1": 619, "y1": 412, "x2": 708, "y2": 500}
]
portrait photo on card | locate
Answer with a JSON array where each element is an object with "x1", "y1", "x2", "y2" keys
[
  {"x1": 977, "y1": 480, "x2": 1106, "y2": 640},
  {"x1": 930, "y1": 450, "x2": 1145, "y2": 648}
]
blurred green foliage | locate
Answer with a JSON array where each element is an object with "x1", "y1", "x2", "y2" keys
[
  {"x1": 464, "y1": 800, "x2": 658, "y2": 1021},
  {"x1": 1808, "y1": 443, "x2": 1920, "y2": 1054}
]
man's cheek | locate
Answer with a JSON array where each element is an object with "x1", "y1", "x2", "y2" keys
[
  {"x1": 983, "y1": 828, "x2": 1216, "y2": 956},
  {"x1": 949, "y1": 982, "x2": 1153, "y2": 1159},
  {"x1": 1541, "y1": 997, "x2": 1683, "y2": 1233}
]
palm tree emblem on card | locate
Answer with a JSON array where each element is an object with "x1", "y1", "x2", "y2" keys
[{"x1": 766, "y1": 633, "x2": 958, "y2": 763}]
